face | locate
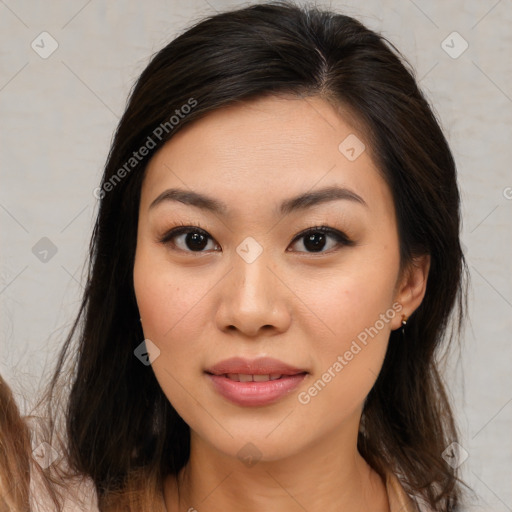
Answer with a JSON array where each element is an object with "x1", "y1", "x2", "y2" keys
[{"x1": 133, "y1": 95, "x2": 422, "y2": 462}]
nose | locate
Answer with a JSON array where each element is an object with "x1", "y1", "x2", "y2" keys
[{"x1": 215, "y1": 248, "x2": 291, "y2": 338}]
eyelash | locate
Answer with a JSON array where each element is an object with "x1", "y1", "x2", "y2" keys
[{"x1": 157, "y1": 221, "x2": 354, "y2": 255}]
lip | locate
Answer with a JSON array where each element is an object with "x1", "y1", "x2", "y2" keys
[
  {"x1": 205, "y1": 357, "x2": 308, "y2": 407},
  {"x1": 205, "y1": 356, "x2": 307, "y2": 376}
]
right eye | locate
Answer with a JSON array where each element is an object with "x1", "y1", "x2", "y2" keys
[{"x1": 158, "y1": 224, "x2": 220, "y2": 253}]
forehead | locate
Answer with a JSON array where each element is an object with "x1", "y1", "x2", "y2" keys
[{"x1": 140, "y1": 95, "x2": 394, "y2": 220}]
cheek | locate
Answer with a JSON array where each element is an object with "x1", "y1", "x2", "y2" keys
[
  {"x1": 134, "y1": 248, "x2": 208, "y2": 342},
  {"x1": 133, "y1": 250, "x2": 211, "y2": 418},
  {"x1": 133, "y1": 261, "x2": 206, "y2": 416},
  {"x1": 295, "y1": 258, "x2": 398, "y2": 409},
  {"x1": 298, "y1": 260, "x2": 398, "y2": 343}
]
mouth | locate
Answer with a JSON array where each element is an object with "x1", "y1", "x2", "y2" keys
[
  {"x1": 205, "y1": 372, "x2": 307, "y2": 407},
  {"x1": 204, "y1": 357, "x2": 308, "y2": 407}
]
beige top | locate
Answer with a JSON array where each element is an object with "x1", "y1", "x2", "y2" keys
[{"x1": 29, "y1": 467, "x2": 431, "y2": 511}]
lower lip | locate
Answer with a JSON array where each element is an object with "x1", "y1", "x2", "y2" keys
[{"x1": 206, "y1": 373, "x2": 307, "y2": 407}]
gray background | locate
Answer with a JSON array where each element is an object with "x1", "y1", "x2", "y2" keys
[{"x1": 1, "y1": 0, "x2": 511, "y2": 510}]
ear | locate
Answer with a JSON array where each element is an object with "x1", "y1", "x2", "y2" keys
[{"x1": 391, "y1": 254, "x2": 431, "y2": 330}]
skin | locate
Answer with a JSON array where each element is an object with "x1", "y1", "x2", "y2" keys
[{"x1": 133, "y1": 95, "x2": 430, "y2": 512}]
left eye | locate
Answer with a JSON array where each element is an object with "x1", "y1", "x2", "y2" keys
[
  {"x1": 288, "y1": 226, "x2": 353, "y2": 253},
  {"x1": 159, "y1": 225, "x2": 353, "y2": 254}
]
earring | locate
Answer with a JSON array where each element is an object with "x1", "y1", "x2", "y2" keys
[{"x1": 401, "y1": 314, "x2": 408, "y2": 338}]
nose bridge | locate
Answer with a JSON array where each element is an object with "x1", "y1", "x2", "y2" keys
[
  {"x1": 216, "y1": 234, "x2": 290, "y2": 335},
  {"x1": 232, "y1": 235, "x2": 273, "y2": 306}
]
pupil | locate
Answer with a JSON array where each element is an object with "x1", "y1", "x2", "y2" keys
[
  {"x1": 305, "y1": 232, "x2": 326, "y2": 252},
  {"x1": 187, "y1": 232, "x2": 207, "y2": 251}
]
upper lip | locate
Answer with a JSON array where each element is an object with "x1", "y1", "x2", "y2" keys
[{"x1": 206, "y1": 357, "x2": 308, "y2": 376}]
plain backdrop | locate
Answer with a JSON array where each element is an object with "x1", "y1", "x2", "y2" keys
[{"x1": 1, "y1": 1, "x2": 511, "y2": 510}]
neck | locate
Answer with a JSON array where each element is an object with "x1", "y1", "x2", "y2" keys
[{"x1": 164, "y1": 424, "x2": 389, "y2": 512}]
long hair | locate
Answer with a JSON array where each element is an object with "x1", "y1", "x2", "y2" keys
[
  {"x1": 4, "y1": 2, "x2": 468, "y2": 510},
  {"x1": 0, "y1": 375, "x2": 31, "y2": 511}
]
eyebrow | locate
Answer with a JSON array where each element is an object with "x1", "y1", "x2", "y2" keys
[{"x1": 148, "y1": 185, "x2": 368, "y2": 216}]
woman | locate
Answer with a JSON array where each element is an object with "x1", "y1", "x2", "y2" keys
[{"x1": 1, "y1": 2, "x2": 468, "y2": 510}]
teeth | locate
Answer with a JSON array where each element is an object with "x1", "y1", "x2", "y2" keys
[{"x1": 224, "y1": 374, "x2": 283, "y2": 382}]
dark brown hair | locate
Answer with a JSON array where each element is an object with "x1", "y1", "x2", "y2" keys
[{"x1": 4, "y1": 2, "x2": 469, "y2": 510}]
